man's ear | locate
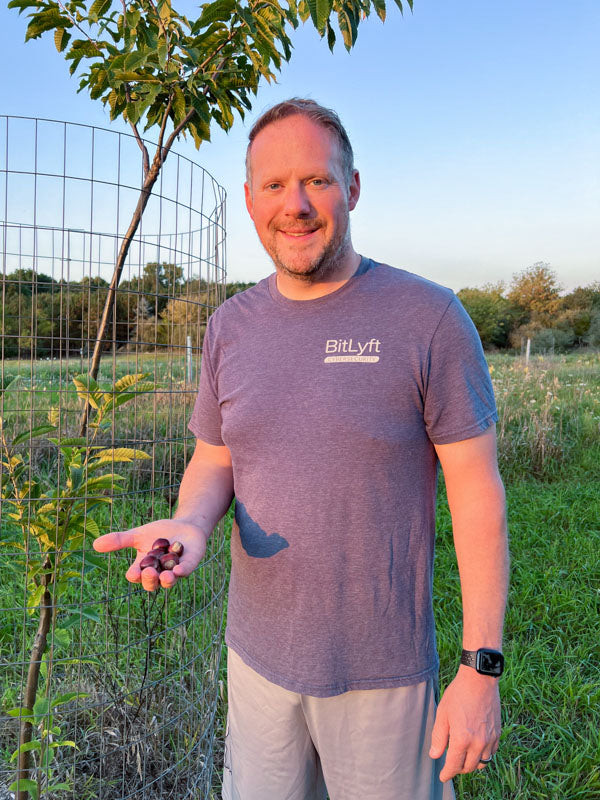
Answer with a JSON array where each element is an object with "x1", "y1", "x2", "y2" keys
[
  {"x1": 244, "y1": 182, "x2": 254, "y2": 220},
  {"x1": 348, "y1": 170, "x2": 361, "y2": 211}
]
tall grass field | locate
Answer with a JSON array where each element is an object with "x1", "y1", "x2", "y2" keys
[
  {"x1": 1, "y1": 350, "x2": 598, "y2": 799},
  {"x1": 209, "y1": 351, "x2": 600, "y2": 800}
]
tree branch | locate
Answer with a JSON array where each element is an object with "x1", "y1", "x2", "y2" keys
[{"x1": 125, "y1": 85, "x2": 150, "y2": 175}]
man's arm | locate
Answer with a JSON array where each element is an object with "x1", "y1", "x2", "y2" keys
[
  {"x1": 93, "y1": 439, "x2": 234, "y2": 591},
  {"x1": 428, "y1": 425, "x2": 509, "y2": 781}
]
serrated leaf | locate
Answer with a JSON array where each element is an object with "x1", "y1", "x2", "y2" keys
[
  {"x1": 90, "y1": 447, "x2": 150, "y2": 462},
  {"x1": 25, "y1": 9, "x2": 66, "y2": 41},
  {"x1": 54, "y1": 27, "x2": 70, "y2": 52},
  {"x1": 12, "y1": 423, "x2": 57, "y2": 447},
  {"x1": 89, "y1": 0, "x2": 111, "y2": 22},
  {"x1": 80, "y1": 474, "x2": 124, "y2": 493},
  {"x1": 195, "y1": 0, "x2": 236, "y2": 31},
  {"x1": 10, "y1": 741, "x2": 41, "y2": 761},
  {"x1": 337, "y1": 6, "x2": 357, "y2": 50},
  {"x1": 158, "y1": 0, "x2": 172, "y2": 24},
  {"x1": 306, "y1": 0, "x2": 330, "y2": 32}
]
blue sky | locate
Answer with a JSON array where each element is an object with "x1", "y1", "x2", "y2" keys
[{"x1": 2, "y1": 0, "x2": 599, "y2": 291}]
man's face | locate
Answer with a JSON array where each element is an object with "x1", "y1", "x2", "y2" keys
[{"x1": 244, "y1": 115, "x2": 360, "y2": 282}]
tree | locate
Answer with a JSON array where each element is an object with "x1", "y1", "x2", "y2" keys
[
  {"x1": 9, "y1": 0, "x2": 412, "y2": 433},
  {"x1": 508, "y1": 262, "x2": 562, "y2": 325},
  {"x1": 457, "y1": 283, "x2": 515, "y2": 348}
]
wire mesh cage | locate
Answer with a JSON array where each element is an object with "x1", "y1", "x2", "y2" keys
[{"x1": 0, "y1": 116, "x2": 227, "y2": 799}]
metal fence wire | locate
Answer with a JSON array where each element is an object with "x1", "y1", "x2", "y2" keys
[{"x1": 0, "y1": 116, "x2": 228, "y2": 799}]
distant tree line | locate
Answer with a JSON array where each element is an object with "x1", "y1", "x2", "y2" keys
[
  {"x1": 1, "y1": 261, "x2": 256, "y2": 359},
  {"x1": 2, "y1": 260, "x2": 598, "y2": 358},
  {"x1": 457, "y1": 263, "x2": 600, "y2": 352}
]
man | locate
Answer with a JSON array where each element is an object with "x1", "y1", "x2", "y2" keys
[{"x1": 94, "y1": 98, "x2": 509, "y2": 800}]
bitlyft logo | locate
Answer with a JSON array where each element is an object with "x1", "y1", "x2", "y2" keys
[{"x1": 324, "y1": 338, "x2": 381, "y2": 363}]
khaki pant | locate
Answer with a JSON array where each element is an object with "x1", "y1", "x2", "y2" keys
[{"x1": 222, "y1": 647, "x2": 455, "y2": 800}]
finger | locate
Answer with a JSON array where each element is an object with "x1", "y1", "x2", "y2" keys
[
  {"x1": 462, "y1": 743, "x2": 488, "y2": 774},
  {"x1": 93, "y1": 530, "x2": 136, "y2": 553},
  {"x1": 439, "y1": 742, "x2": 467, "y2": 783},
  {"x1": 429, "y1": 707, "x2": 449, "y2": 760},
  {"x1": 141, "y1": 566, "x2": 161, "y2": 592},
  {"x1": 126, "y1": 561, "x2": 142, "y2": 583},
  {"x1": 159, "y1": 569, "x2": 178, "y2": 589}
]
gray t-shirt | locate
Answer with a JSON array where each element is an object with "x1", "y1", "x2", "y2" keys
[{"x1": 189, "y1": 258, "x2": 497, "y2": 697}]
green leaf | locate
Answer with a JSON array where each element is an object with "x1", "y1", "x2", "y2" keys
[
  {"x1": 27, "y1": 583, "x2": 47, "y2": 613},
  {"x1": 54, "y1": 26, "x2": 70, "y2": 52},
  {"x1": 89, "y1": 0, "x2": 111, "y2": 22},
  {"x1": 172, "y1": 85, "x2": 186, "y2": 123},
  {"x1": 372, "y1": 0, "x2": 386, "y2": 22},
  {"x1": 336, "y1": 5, "x2": 358, "y2": 50},
  {"x1": 12, "y1": 423, "x2": 57, "y2": 447},
  {"x1": 7, "y1": 0, "x2": 38, "y2": 11},
  {"x1": 51, "y1": 691, "x2": 88, "y2": 708},
  {"x1": 25, "y1": 8, "x2": 66, "y2": 41},
  {"x1": 47, "y1": 437, "x2": 87, "y2": 447},
  {"x1": 306, "y1": 0, "x2": 331, "y2": 32},
  {"x1": 53, "y1": 628, "x2": 70, "y2": 648},
  {"x1": 33, "y1": 696, "x2": 51, "y2": 721},
  {"x1": 80, "y1": 474, "x2": 124, "y2": 493},
  {"x1": 9, "y1": 778, "x2": 39, "y2": 798},
  {"x1": 90, "y1": 447, "x2": 151, "y2": 462},
  {"x1": 195, "y1": 0, "x2": 236, "y2": 31},
  {"x1": 7, "y1": 706, "x2": 34, "y2": 719},
  {"x1": 10, "y1": 740, "x2": 42, "y2": 761}
]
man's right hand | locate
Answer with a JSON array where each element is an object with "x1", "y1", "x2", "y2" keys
[{"x1": 93, "y1": 519, "x2": 209, "y2": 591}]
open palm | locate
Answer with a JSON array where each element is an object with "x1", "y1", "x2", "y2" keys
[{"x1": 93, "y1": 519, "x2": 209, "y2": 591}]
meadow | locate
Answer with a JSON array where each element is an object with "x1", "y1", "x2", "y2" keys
[
  {"x1": 208, "y1": 350, "x2": 600, "y2": 800},
  {"x1": 1, "y1": 350, "x2": 599, "y2": 799}
]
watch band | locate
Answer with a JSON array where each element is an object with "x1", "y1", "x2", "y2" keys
[
  {"x1": 461, "y1": 648, "x2": 505, "y2": 676},
  {"x1": 460, "y1": 649, "x2": 478, "y2": 669}
]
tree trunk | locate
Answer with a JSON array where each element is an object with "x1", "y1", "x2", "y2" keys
[
  {"x1": 17, "y1": 583, "x2": 52, "y2": 800},
  {"x1": 77, "y1": 157, "x2": 163, "y2": 437}
]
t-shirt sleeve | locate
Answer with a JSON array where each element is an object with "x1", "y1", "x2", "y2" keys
[
  {"x1": 188, "y1": 315, "x2": 225, "y2": 446},
  {"x1": 423, "y1": 295, "x2": 498, "y2": 445}
]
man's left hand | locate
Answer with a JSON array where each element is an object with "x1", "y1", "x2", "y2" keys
[{"x1": 429, "y1": 665, "x2": 500, "y2": 782}]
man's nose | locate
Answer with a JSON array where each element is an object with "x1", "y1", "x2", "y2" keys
[{"x1": 282, "y1": 183, "x2": 312, "y2": 216}]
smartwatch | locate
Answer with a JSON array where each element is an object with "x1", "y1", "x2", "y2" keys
[{"x1": 460, "y1": 648, "x2": 504, "y2": 677}]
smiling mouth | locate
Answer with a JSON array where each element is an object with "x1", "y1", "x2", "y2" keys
[{"x1": 278, "y1": 228, "x2": 319, "y2": 238}]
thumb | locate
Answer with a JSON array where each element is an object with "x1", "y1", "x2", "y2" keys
[
  {"x1": 429, "y1": 704, "x2": 449, "y2": 759},
  {"x1": 93, "y1": 530, "x2": 135, "y2": 553}
]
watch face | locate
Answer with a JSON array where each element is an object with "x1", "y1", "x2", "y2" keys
[{"x1": 476, "y1": 650, "x2": 504, "y2": 676}]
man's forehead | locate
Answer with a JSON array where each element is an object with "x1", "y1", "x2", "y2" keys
[{"x1": 247, "y1": 115, "x2": 341, "y2": 173}]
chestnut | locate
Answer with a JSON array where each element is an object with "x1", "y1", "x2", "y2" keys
[
  {"x1": 159, "y1": 553, "x2": 179, "y2": 571},
  {"x1": 139, "y1": 554, "x2": 160, "y2": 571},
  {"x1": 151, "y1": 538, "x2": 170, "y2": 553},
  {"x1": 168, "y1": 541, "x2": 184, "y2": 556}
]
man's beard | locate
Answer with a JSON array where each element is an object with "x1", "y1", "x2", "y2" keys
[{"x1": 266, "y1": 218, "x2": 352, "y2": 285}]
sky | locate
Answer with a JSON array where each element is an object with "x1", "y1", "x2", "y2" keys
[{"x1": 1, "y1": 0, "x2": 599, "y2": 292}]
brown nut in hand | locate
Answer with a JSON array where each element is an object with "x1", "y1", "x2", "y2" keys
[
  {"x1": 139, "y1": 554, "x2": 160, "y2": 571},
  {"x1": 168, "y1": 541, "x2": 184, "y2": 556},
  {"x1": 159, "y1": 553, "x2": 180, "y2": 571},
  {"x1": 151, "y1": 538, "x2": 170, "y2": 553}
]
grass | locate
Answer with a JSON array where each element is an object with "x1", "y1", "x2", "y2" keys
[
  {"x1": 209, "y1": 350, "x2": 600, "y2": 799},
  {"x1": 2, "y1": 349, "x2": 599, "y2": 799}
]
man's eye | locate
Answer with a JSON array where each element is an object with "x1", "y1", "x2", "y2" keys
[
  {"x1": 311, "y1": 179, "x2": 327, "y2": 186},
  {"x1": 266, "y1": 183, "x2": 281, "y2": 190}
]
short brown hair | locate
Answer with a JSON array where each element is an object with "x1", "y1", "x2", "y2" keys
[{"x1": 246, "y1": 98, "x2": 355, "y2": 186}]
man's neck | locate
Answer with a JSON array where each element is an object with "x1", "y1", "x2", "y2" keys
[{"x1": 275, "y1": 251, "x2": 362, "y2": 300}]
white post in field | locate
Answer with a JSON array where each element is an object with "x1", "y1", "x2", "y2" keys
[
  {"x1": 186, "y1": 335, "x2": 193, "y2": 383},
  {"x1": 525, "y1": 337, "x2": 531, "y2": 365}
]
